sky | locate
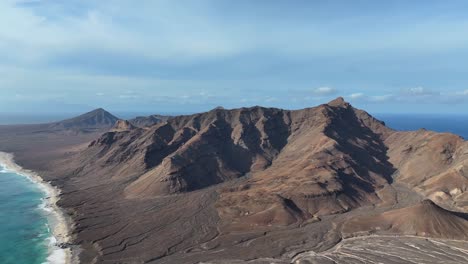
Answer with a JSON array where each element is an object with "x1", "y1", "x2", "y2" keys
[{"x1": 1, "y1": 0, "x2": 468, "y2": 115}]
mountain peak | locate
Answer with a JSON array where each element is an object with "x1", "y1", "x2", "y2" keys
[
  {"x1": 88, "y1": 108, "x2": 110, "y2": 115},
  {"x1": 74, "y1": 108, "x2": 117, "y2": 121},
  {"x1": 327, "y1": 97, "x2": 349, "y2": 108},
  {"x1": 50, "y1": 108, "x2": 119, "y2": 130}
]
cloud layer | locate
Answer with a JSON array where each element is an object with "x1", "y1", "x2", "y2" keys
[
  {"x1": 347, "y1": 87, "x2": 468, "y2": 105},
  {"x1": 1, "y1": 1, "x2": 468, "y2": 113}
]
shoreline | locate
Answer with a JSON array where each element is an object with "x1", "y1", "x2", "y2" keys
[{"x1": 0, "y1": 152, "x2": 75, "y2": 264}]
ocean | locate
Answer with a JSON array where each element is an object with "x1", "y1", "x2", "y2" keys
[
  {"x1": 0, "y1": 152, "x2": 68, "y2": 264},
  {"x1": 375, "y1": 114, "x2": 468, "y2": 139},
  {"x1": 0, "y1": 166, "x2": 51, "y2": 264}
]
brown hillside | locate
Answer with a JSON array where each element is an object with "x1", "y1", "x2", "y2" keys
[{"x1": 343, "y1": 199, "x2": 468, "y2": 239}]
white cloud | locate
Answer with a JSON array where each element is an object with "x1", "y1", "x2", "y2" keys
[
  {"x1": 349, "y1": 93, "x2": 365, "y2": 99},
  {"x1": 311, "y1": 87, "x2": 337, "y2": 96},
  {"x1": 348, "y1": 93, "x2": 393, "y2": 102},
  {"x1": 346, "y1": 88, "x2": 468, "y2": 105},
  {"x1": 3, "y1": 0, "x2": 468, "y2": 72},
  {"x1": 0, "y1": 1, "x2": 245, "y2": 69},
  {"x1": 118, "y1": 94, "x2": 138, "y2": 99},
  {"x1": 2, "y1": 2, "x2": 468, "y2": 113},
  {"x1": 400, "y1": 87, "x2": 438, "y2": 96},
  {"x1": 368, "y1": 94, "x2": 394, "y2": 102},
  {"x1": 456, "y1": 89, "x2": 468, "y2": 95}
]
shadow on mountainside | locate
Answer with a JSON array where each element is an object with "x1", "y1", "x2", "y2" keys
[{"x1": 324, "y1": 105, "x2": 396, "y2": 195}]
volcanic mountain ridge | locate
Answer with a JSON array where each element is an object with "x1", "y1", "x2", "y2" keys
[
  {"x1": 129, "y1": 114, "x2": 172, "y2": 128},
  {"x1": 23, "y1": 97, "x2": 468, "y2": 263},
  {"x1": 68, "y1": 98, "x2": 468, "y2": 222},
  {"x1": 70, "y1": 98, "x2": 404, "y2": 228}
]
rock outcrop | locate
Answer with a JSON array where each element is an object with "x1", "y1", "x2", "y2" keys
[
  {"x1": 129, "y1": 115, "x2": 171, "y2": 128},
  {"x1": 112, "y1": 120, "x2": 137, "y2": 132}
]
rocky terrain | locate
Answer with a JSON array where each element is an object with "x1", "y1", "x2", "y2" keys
[
  {"x1": 1, "y1": 97, "x2": 467, "y2": 263},
  {"x1": 129, "y1": 115, "x2": 171, "y2": 128}
]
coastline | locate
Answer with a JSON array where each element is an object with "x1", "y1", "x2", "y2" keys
[{"x1": 0, "y1": 152, "x2": 75, "y2": 264}]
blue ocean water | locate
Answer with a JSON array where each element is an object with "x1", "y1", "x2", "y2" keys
[
  {"x1": 0, "y1": 166, "x2": 51, "y2": 264},
  {"x1": 376, "y1": 114, "x2": 468, "y2": 139}
]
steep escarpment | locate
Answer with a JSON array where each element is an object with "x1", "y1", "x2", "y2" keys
[
  {"x1": 78, "y1": 107, "x2": 291, "y2": 198},
  {"x1": 216, "y1": 98, "x2": 395, "y2": 229}
]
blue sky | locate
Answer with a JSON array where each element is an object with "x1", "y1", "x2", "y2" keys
[{"x1": 1, "y1": 0, "x2": 468, "y2": 114}]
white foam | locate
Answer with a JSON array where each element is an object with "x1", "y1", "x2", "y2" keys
[
  {"x1": 0, "y1": 165, "x2": 10, "y2": 173},
  {"x1": 47, "y1": 247, "x2": 67, "y2": 264},
  {"x1": 43, "y1": 235, "x2": 68, "y2": 264},
  {"x1": 38, "y1": 200, "x2": 54, "y2": 213}
]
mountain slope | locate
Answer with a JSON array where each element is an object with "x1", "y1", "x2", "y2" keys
[
  {"x1": 343, "y1": 199, "x2": 468, "y2": 239},
  {"x1": 385, "y1": 130, "x2": 468, "y2": 210},
  {"x1": 78, "y1": 106, "x2": 292, "y2": 192}
]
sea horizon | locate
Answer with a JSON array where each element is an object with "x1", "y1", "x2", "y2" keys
[{"x1": 0, "y1": 111, "x2": 467, "y2": 139}]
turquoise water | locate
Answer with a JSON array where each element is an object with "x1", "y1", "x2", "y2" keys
[{"x1": 0, "y1": 166, "x2": 51, "y2": 264}]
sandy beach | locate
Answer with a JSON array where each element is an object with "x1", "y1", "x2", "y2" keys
[{"x1": 0, "y1": 152, "x2": 75, "y2": 264}]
